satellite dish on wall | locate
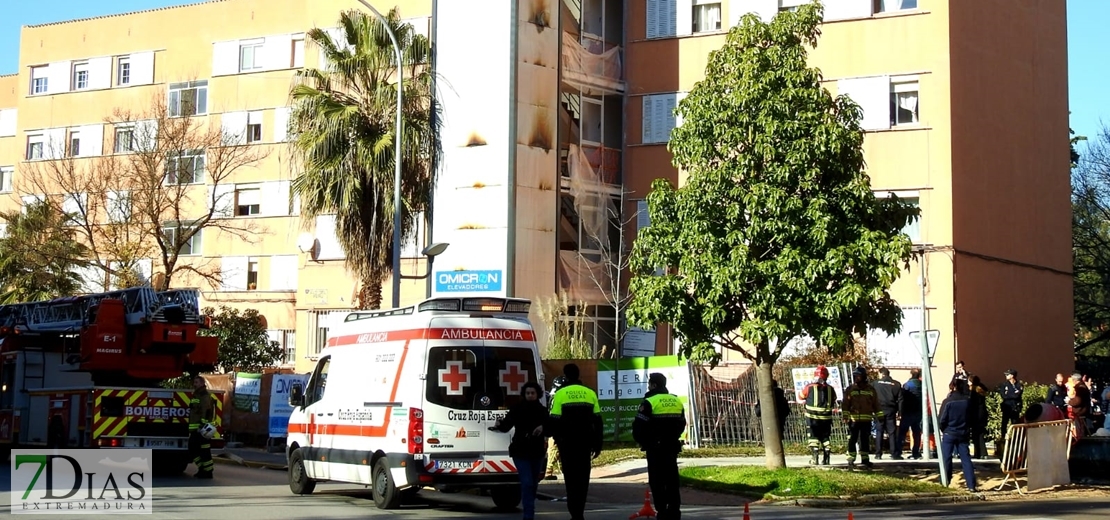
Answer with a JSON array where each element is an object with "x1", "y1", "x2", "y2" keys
[{"x1": 296, "y1": 233, "x2": 320, "y2": 260}]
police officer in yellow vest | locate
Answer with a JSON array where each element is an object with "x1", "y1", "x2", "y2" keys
[
  {"x1": 188, "y1": 375, "x2": 215, "y2": 479},
  {"x1": 632, "y1": 373, "x2": 686, "y2": 520},
  {"x1": 544, "y1": 363, "x2": 602, "y2": 520}
]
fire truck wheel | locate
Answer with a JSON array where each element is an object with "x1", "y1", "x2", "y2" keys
[
  {"x1": 490, "y1": 485, "x2": 521, "y2": 510},
  {"x1": 288, "y1": 449, "x2": 316, "y2": 495},
  {"x1": 371, "y1": 458, "x2": 401, "y2": 510}
]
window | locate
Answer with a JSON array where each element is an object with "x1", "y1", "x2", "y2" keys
[
  {"x1": 168, "y1": 81, "x2": 208, "y2": 117},
  {"x1": 890, "y1": 80, "x2": 919, "y2": 126},
  {"x1": 247, "y1": 111, "x2": 263, "y2": 143},
  {"x1": 73, "y1": 61, "x2": 90, "y2": 90},
  {"x1": 642, "y1": 93, "x2": 680, "y2": 144},
  {"x1": 165, "y1": 150, "x2": 205, "y2": 184},
  {"x1": 646, "y1": 0, "x2": 678, "y2": 39},
  {"x1": 0, "y1": 166, "x2": 12, "y2": 192},
  {"x1": 68, "y1": 131, "x2": 81, "y2": 157},
  {"x1": 292, "y1": 37, "x2": 305, "y2": 68},
  {"x1": 30, "y1": 66, "x2": 48, "y2": 94},
  {"x1": 117, "y1": 57, "x2": 131, "y2": 86},
  {"x1": 239, "y1": 39, "x2": 264, "y2": 72},
  {"x1": 163, "y1": 224, "x2": 201, "y2": 256},
  {"x1": 247, "y1": 258, "x2": 259, "y2": 290},
  {"x1": 114, "y1": 127, "x2": 134, "y2": 153},
  {"x1": 425, "y1": 347, "x2": 539, "y2": 411},
  {"x1": 779, "y1": 0, "x2": 807, "y2": 12},
  {"x1": 901, "y1": 197, "x2": 921, "y2": 242},
  {"x1": 26, "y1": 134, "x2": 44, "y2": 160},
  {"x1": 235, "y1": 186, "x2": 260, "y2": 216},
  {"x1": 306, "y1": 356, "x2": 330, "y2": 405},
  {"x1": 692, "y1": 1, "x2": 722, "y2": 33},
  {"x1": 875, "y1": 0, "x2": 917, "y2": 13},
  {"x1": 107, "y1": 190, "x2": 131, "y2": 223}
]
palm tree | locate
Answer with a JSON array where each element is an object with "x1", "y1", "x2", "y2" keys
[
  {"x1": 0, "y1": 201, "x2": 91, "y2": 303},
  {"x1": 289, "y1": 8, "x2": 442, "y2": 309}
]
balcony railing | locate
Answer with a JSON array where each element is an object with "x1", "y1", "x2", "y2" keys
[{"x1": 562, "y1": 32, "x2": 624, "y2": 95}]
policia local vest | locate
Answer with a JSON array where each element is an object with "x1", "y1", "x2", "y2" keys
[
  {"x1": 804, "y1": 383, "x2": 837, "y2": 420},
  {"x1": 549, "y1": 383, "x2": 603, "y2": 450}
]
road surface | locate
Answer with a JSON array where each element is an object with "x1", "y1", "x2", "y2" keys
[{"x1": 3, "y1": 462, "x2": 1109, "y2": 519}]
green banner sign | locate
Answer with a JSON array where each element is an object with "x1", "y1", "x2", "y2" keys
[
  {"x1": 234, "y1": 373, "x2": 262, "y2": 412},
  {"x1": 596, "y1": 355, "x2": 692, "y2": 442}
]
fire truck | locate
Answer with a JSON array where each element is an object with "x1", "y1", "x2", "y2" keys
[{"x1": 0, "y1": 287, "x2": 225, "y2": 474}]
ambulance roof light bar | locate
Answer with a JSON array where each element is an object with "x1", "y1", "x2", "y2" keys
[{"x1": 415, "y1": 297, "x2": 531, "y2": 314}]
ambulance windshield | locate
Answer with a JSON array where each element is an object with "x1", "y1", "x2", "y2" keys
[{"x1": 425, "y1": 346, "x2": 538, "y2": 411}]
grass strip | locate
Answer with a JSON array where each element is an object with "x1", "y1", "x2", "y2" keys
[{"x1": 678, "y1": 465, "x2": 957, "y2": 500}]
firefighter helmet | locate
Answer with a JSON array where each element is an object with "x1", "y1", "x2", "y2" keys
[
  {"x1": 552, "y1": 376, "x2": 567, "y2": 391},
  {"x1": 198, "y1": 422, "x2": 218, "y2": 440},
  {"x1": 814, "y1": 365, "x2": 829, "y2": 380}
]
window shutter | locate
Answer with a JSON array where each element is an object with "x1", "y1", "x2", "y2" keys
[
  {"x1": 269, "y1": 255, "x2": 299, "y2": 291},
  {"x1": 134, "y1": 119, "x2": 158, "y2": 152},
  {"x1": 273, "y1": 106, "x2": 291, "y2": 142},
  {"x1": 837, "y1": 76, "x2": 890, "y2": 131},
  {"x1": 677, "y1": 0, "x2": 693, "y2": 36},
  {"x1": 221, "y1": 111, "x2": 248, "y2": 145},
  {"x1": 730, "y1": 0, "x2": 778, "y2": 26},
  {"x1": 263, "y1": 34, "x2": 293, "y2": 70},
  {"x1": 220, "y1": 256, "x2": 249, "y2": 291},
  {"x1": 314, "y1": 215, "x2": 344, "y2": 259},
  {"x1": 212, "y1": 41, "x2": 240, "y2": 76},
  {"x1": 0, "y1": 109, "x2": 15, "y2": 137},
  {"x1": 642, "y1": 96, "x2": 655, "y2": 143},
  {"x1": 44, "y1": 128, "x2": 68, "y2": 159},
  {"x1": 262, "y1": 180, "x2": 291, "y2": 216},
  {"x1": 107, "y1": 190, "x2": 130, "y2": 223},
  {"x1": 48, "y1": 61, "x2": 71, "y2": 94},
  {"x1": 825, "y1": 0, "x2": 874, "y2": 21},
  {"x1": 646, "y1": 0, "x2": 659, "y2": 39},
  {"x1": 87, "y1": 57, "x2": 113, "y2": 89},
  {"x1": 637, "y1": 200, "x2": 650, "y2": 230},
  {"x1": 130, "y1": 51, "x2": 155, "y2": 85},
  {"x1": 79, "y1": 124, "x2": 104, "y2": 156},
  {"x1": 211, "y1": 183, "x2": 235, "y2": 218}
]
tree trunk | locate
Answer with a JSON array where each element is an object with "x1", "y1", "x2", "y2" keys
[
  {"x1": 756, "y1": 360, "x2": 786, "y2": 469},
  {"x1": 357, "y1": 272, "x2": 385, "y2": 310}
]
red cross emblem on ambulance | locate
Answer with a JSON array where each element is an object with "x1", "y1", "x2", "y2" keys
[
  {"x1": 439, "y1": 360, "x2": 471, "y2": 396},
  {"x1": 499, "y1": 362, "x2": 528, "y2": 395}
]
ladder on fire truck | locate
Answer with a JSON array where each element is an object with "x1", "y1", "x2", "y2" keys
[{"x1": 0, "y1": 287, "x2": 205, "y2": 335}]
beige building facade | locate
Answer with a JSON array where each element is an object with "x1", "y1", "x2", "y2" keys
[{"x1": 1, "y1": 0, "x2": 1073, "y2": 386}]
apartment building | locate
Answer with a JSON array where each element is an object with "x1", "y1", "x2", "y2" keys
[
  {"x1": 0, "y1": 0, "x2": 433, "y2": 373},
  {"x1": 2, "y1": 0, "x2": 1072, "y2": 384},
  {"x1": 621, "y1": 0, "x2": 1072, "y2": 386}
]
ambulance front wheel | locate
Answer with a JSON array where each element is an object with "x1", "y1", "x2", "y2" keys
[
  {"x1": 288, "y1": 449, "x2": 316, "y2": 495},
  {"x1": 372, "y1": 458, "x2": 402, "y2": 509}
]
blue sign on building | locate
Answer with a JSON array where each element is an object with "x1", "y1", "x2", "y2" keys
[{"x1": 435, "y1": 270, "x2": 503, "y2": 293}]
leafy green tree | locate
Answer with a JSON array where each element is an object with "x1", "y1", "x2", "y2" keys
[
  {"x1": 200, "y1": 306, "x2": 282, "y2": 373},
  {"x1": 0, "y1": 201, "x2": 92, "y2": 303},
  {"x1": 289, "y1": 8, "x2": 441, "y2": 309},
  {"x1": 625, "y1": 3, "x2": 918, "y2": 469},
  {"x1": 1072, "y1": 123, "x2": 1110, "y2": 358}
]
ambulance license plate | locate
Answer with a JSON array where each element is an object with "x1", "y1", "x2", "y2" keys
[{"x1": 435, "y1": 460, "x2": 477, "y2": 470}]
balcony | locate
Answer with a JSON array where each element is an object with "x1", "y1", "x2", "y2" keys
[{"x1": 562, "y1": 33, "x2": 625, "y2": 95}]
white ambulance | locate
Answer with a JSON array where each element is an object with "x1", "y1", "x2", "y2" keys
[{"x1": 285, "y1": 296, "x2": 545, "y2": 510}]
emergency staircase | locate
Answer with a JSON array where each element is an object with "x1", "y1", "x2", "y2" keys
[{"x1": 0, "y1": 287, "x2": 205, "y2": 335}]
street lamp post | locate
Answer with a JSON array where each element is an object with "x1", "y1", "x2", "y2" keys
[{"x1": 354, "y1": 0, "x2": 405, "y2": 308}]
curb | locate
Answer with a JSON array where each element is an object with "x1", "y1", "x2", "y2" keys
[{"x1": 762, "y1": 492, "x2": 983, "y2": 508}]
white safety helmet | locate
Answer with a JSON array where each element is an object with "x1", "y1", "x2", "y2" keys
[{"x1": 198, "y1": 422, "x2": 218, "y2": 440}]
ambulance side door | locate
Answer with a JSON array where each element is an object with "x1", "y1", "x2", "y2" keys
[{"x1": 302, "y1": 355, "x2": 331, "y2": 480}]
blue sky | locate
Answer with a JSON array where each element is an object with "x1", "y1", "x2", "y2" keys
[{"x1": 2, "y1": 0, "x2": 1108, "y2": 146}]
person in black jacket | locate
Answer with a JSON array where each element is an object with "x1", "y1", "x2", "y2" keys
[
  {"x1": 492, "y1": 381, "x2": 549, "y2": 520},
  {"x1": 898, "y1": 368, "x2": 924, "y2": 459},
  {"x1": 755, "y1": 379, "x2": 791, "y2": 437},
  {"x1": 968, "y1": 376, "x2": 989, "y2": 458},
  {"x1": 938, "y1": 379, "x2": 977, "y2": 492},
  {"x1": 872, "y1": 368, "x2": 903, "y2": 459},
  {"x1": 1047, "y1": 373, "x2": 1068, "y2": 413}
]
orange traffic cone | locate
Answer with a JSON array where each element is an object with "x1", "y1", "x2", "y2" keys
[
  {"x1": 848, "y1": 513, "x2": 854, "y2": 519},
  {"x1": 629, "y1": 489, "x2": 656, "y2": 519},
  {"x1": 743, "y1": 501, "x2": 751, "y2": 520}
]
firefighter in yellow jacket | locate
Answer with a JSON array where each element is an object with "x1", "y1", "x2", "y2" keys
[
  {"x1": 188, "y1": 375, "x2": 216, "y2": 479},
  {"x1": 842, "y1": 367, "x2": 881, "y2": 468}
]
